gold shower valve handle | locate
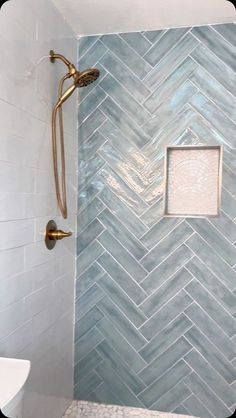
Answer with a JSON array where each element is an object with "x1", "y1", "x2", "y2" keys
[
  {"x1": 47, "y1": 229, "x2": 72, "y2": 241},
  {"x1": 45, "y1": 220, "x2": 72, "y2": 250}
]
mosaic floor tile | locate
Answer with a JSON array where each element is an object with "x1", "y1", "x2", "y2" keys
[{"x1": 63, "y1": 401, "x2": 196, "y2": 418}]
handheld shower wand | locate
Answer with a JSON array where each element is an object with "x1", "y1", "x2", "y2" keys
[{"x1": 50, "y1": 50, "x2": 100, "y2": 218}]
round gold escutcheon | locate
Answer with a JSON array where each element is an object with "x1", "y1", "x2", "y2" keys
[{"x1": 45, "y1": 220, "x2": 72, "y2": 250}]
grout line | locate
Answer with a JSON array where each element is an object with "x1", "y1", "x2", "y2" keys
[
  {"x1": 97, "y1": 203, "x2": 149, "y2": 253},
  {"x1": 96, "y1": 192, "x2": 149, "y2": 239},
  {"x1": 210, "y1": 25, "x2": 236, "y2": 51},
  {"x1": 189, "y1": 29, "x2": 236, "y2": 81},
  {"x1": 96, "y1": 294, "x2": 149, "y2": 344},
  {"x1": 96, "y1": 241, "x2": 149, "y2": 296},
  {"x1": 184, "y1": 239, "x2": 235, "y2": 295},
  {"x1": 137, "y1": 288, "x2": 194, "y2": 331},
  {"x1": 99, "y1": 38, "x2": 152, "y2": 85},
  {"x1": 184, "y1": 282, "x2": 236, "y2": 343},
  {"x1": 187, "y1": 227, "x2": 236, "y2": 276},
  {"x1": 183, "y1": 274, "x2": 236, "y2": 336},
  {"x1": 182, "y1": 355, "x2": 234, "y2": 411},
  {"x1": 139, "y1": 219, "x2": 188, "y2": 263}
]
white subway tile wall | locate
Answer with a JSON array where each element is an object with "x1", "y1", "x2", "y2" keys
[{"x1": 0, "y1": 1, "x2": 77, "y2": 418}]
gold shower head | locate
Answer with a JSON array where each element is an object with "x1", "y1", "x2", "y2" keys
[
  {"x1": 74, "y1": 68, "x2": 100, "y2": 87},
  {"x1": 50, "y1": 50, "x2": 100, "y2": 106}
]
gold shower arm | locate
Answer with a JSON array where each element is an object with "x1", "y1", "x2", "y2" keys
[{"x1": 50, "y1": 50, "x2": 76, "y2": 75}]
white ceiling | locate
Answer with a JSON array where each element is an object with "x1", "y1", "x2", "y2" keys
[{"x1": 52, "y1": 0, "x2": 235, "y2": 36}]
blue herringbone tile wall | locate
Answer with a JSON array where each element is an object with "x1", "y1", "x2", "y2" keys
[{"x1": 75, "y1": 23, "x2": 236, "y2": 417}]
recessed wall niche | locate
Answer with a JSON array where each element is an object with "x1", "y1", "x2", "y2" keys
[{"x1": 163, "y1": 145, "x2": 223, "y2": 217}]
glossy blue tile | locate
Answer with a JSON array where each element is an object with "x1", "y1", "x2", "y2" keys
[
  {"x1": 98, "y1": 143, "x2": 150, "y2": 194},
  {"x1": 99, "y1": 97, "x2": 151, "y2": 148},
  {"x1": 96, "y1": 340, "x2": 146, "y2": 395},
  {"x1": 100, "y1": 52, "x2": 150, "y2": 102},
  {"x1": 77, "y1": 196, "x2": 105, "y2": 233},
  {"x1": 101, "y1": 34, "x2": 152, "y2": 79},
  {"x1": 144, "y1": 80, "x2": 197, "y2": 137},
  {"x1": 79, "y1": 86, "x2": 106, "y2": 124},
  {"x1": 139, "y1": 336, "x2": 191, "y2": 386},
  {"x1": 223, "y1": 165, "x2": 236, "y2": 196},
  {"x1": 98, "y1": 119, "x2": 149, "y2": 172},
  {"x1": 185, "y1": 327, "x2": 236, "y2": 384},
  {"x1": 183, "y1": 372, "x2": 231, "y2": 417},
  {"x1": 74, "y1": 370, "x2": 102, "y2": 399},
  {"x1": 98, "y1": 209, "x2": 148, "y2": 260},
  {"x1": 186, "y1": 234, "x2": 236, "y2": 291},
  {"x1": 212, "y1": 23, "x2": 236, "y2": 47},
  {"x1": 80, "y1": 40, "x2": 107, "y2": 69},
  {"x1": 139, "y1": 313, "x2": 192, "y2": 363},
  {"x1": 78, "y1": 174, "x2": 104, "y2": 210},
  {"x1": 98, "y1": 230, "x2": 147, "y2": 282},
  {"x1": 143, "y1": 30, "x2": 166, "y2": 44},
  {"x1": 120, "y1": 32, "x2": 152, "y2": 56},
  {"x1": 190, "y1": 93, "x2": 235, "y2": 147},
  {"x1": 76, "y1": 240, "x2": 104, "y2": 276},
  {"x1": 144, "y1": 33, "x2": 199, "y2": 90},
  {"x1": 97, "y1": 297, "x2": 147, "y2": 351},
  {"x1": 151, "y1": 381, "x2": 191, "y2": 413},
  {"x1": 76, "y1": 24, "x2": 236, "y2": 414},
  {"x1": 190, "y1": 66, "x2": 236, "y2": 122},
  {"x1": 141, "y1": 217, "x2": 181, "y2": 250},
  {"x1": 185, "y1": 280, "x2": 236, "y2": 337},
  {"x1": 99, "y1": 73, "x2": 150, "y2": 125},
  {"x1": 93, "y1": 382, "x2": 124, "y2": 406},
  {"x1": 191, "y1": 26, "x2": 236, "y2": 72},
  {"x1": 75, "y1": 283, "x2": 104, "y2": 320},
  {"x1": 138, "y1": 360, "x2": 191, "y2": 408},
  {"x1": 99, "y1": 167, "x2": 148, "y2": 216},
  {"x1": 144, "y1": 57, "x2": 196, "y2": 113},
  {"x1": 79, "y1": 153, "x2": 105, "y2": 192},
  {"x1": 190, "y1": 43, "x2": 236, "y2": 96},
  {"x1": 186, "y1": 257, "x2": 236, "y2": 315},
  {"x1": 141, "y1": 222, "x2": 193, "y2": 272},
  {"x1": 96, "y1": 317, "x2": 146, "y2": 373},
  {"x1": 182, "y1": 394, "x2": 214, "y2": 418},
  {"x1": 95, "y1": 362, "x2": 144, "y2": 408},
  {"x1": 75, "y1": 306, "x2": 104, "y2": 340},
  {"x1": 74, "y1": 326, "x2": 104, "y2": 365},
  {"x1": 97, "y1": 273, "x2": 147, "y2": 327},
  {"x1": 144, "y1": 28, "x2": 189, "y2": 67},
  {"x1": 79, "y1": 36, "x2": 99, "y2": 57},
  {"x1": 77, "y1": 219, "x2": 104, "y2": 256},
  {"x1": 74, "y1": 349, "x2": 103, "y2": 383},
  {"x1": 141, "y1": 244, "x2": 193, "y2": 295},
  {"x1": 98, "y1": 187, "x2": 148, "y2": 238},
  {"x1": 140, "y1": 290, "x2": 192, "y2": 340},
  {"x1": 187, "y1": 218, "x2": 236, "y2": 266},
  {"x1": 79, "y1": 130, "x2": 107, "y2": 163},
  {"x1": 184, "y1": 349, "x2": 236, "y2": 407},
  {"x1": 76, "y1": 262, "x2": 104, "y2": 295},
  {"x1": 79, "y1": 108, "x2": 106, "y2": 143}
]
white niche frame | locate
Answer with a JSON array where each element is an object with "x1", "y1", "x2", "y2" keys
[{"x1": 163, "y1": 145, "x2": 223, "y2": 218}]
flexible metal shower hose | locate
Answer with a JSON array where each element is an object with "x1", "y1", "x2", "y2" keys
[{"x1": 51, "y1": 74, "x2": 71, "y2": 219}]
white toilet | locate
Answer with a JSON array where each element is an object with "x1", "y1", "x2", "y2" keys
[{"x1": 0, "y1": 357, "x2": 30, "y2": 418}]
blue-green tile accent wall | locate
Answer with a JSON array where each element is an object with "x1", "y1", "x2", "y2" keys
[{"x1": 75, "y1": 23, "x2": 236, "y2": 417}]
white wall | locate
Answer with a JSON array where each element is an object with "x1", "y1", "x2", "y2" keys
[
  {"x1": 52, "y1": 0, "x2": 235, "y2": 35},
  {"x1": 0, "y1": 1, "x2": 77, "y2": 417}
]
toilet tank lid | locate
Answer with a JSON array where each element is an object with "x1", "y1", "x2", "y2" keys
[{"x1": 0, "y1": 357, "x2": 31, "y2": 409}]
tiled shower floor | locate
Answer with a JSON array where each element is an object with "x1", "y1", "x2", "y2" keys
[{"x1": 63, "y1": 401, "x2": 195, "y2": 418}]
